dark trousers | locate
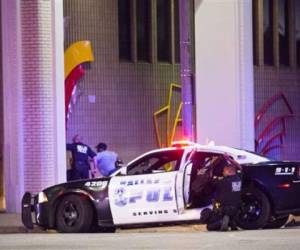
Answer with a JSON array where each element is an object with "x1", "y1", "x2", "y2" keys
[
  {"x1": 67, "y1": 170, "x2": 73, "y2": 181},
  {"x1": 201, "y1": 206, "x2": 238, "y2": 231},
  {"x1": 72, "y1": 162, "x2": 90, "y2": 180}
]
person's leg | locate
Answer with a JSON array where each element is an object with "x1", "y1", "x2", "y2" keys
[
  {"x1": 228, "y1": 207, "x2": 239, "y2": 230},
  {"x1": 74, "y1": 162, "x2": 89, "y2": 179},
  {"x1": 221, "y1": 206, "x2": 237, "y2": 231},
  {"x1": 80, "y1": 166, "x2": 90, "y2": 179},
  {"x1": 71, "y1": 169, "x2": 80, "y2": 180},
  {"x1": 207, "y1": 220, "x2": 222, "y2": 231},
  {"x1": 206, "y1": 210, "x2": 222, "y2": 231},
  {"x1": 220, "y1": 215, "x2": 230, "y2": 231},
  {"x1": 229, "y1": 218, "x2": 238, "y2": 231},
  {"x1": 67, "y1": 170, "x2": 73, "y2": 181},
  {"x1": 199, "y1": 208, "x2": 213, "y2": 224}
]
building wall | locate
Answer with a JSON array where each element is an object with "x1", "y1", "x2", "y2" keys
[
  {"x1": 253, "y1": 0, "x2": 300, "y2": 160},
  {"x1": 194, "y1": 0, "x2": 255, "y2": 150},
  {"x1": 0, "y1": 1, "x2": 4, "y2": 211},
  {"x1": 63, "y1": 0, "x2": 181, "y2": 162},
  {"x1": 21, "y1": 0, "x2": 56, "y2": 191},
  {"x1": 2, "y1": 0, "x2": 65, "y2": 212},
  {"x1": 254, "y1": 67, "x2": 300, "y2": 161}
]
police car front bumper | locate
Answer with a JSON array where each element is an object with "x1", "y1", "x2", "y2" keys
[{"x1": 21, "y1": 192, "x2": 50, "y2": 230}]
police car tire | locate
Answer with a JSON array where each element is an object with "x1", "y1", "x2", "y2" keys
[
  {"x1": 263, "y1": 215, "x2": 289, "y2": 229},
  {"x1": 237, "y1": 188, "x2": 271, "y2": 230},
  {"x1": 56, "y1": 194, "x2": 93, "y2": 233}
]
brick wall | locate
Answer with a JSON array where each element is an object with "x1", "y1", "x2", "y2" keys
[
  {"x1": 21, "y1": 0, "x2": 56, "y2": 192},
  {"x1": 64, "y1": 0, "x2": 181, "y2": 162}
]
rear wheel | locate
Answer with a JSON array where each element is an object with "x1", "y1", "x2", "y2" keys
[
  {"x1": 56, "y1": 194, "x2": 93, "y2": 233},
  {"x1": 264, "y1": 215, "x2": 289, "y2": 229},
  {"x1": 237, "y1": 188, "x2": 271, "y2": 230}
]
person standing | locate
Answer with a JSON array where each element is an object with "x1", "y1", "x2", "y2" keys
[
  {"x1": 95, "y1": 142, "x2": 118, "y2": 177},
  {"x1": 66, "y1": 134, "x2": 97, "y2": 180}
]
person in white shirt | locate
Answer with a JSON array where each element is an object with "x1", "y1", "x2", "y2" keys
[{"x1": 95, "y1": 142, "x2": 118, "y2": 177}]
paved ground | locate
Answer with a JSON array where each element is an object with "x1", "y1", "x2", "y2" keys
[
  {"x1": 1, "y1": 228, "x2": 300, "y2": 250},
  {"x1": 1, "y1": 213, "x2": 300, "y2": 250}
]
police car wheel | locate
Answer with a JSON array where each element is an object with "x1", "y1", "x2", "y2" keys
[
  {"x1": 263, "y1": 215, "x2": 289, "y2": 229},
  {"x1": 237, "y1": 188, "x2": 271, "y2": 230},
  {"x1": 56, "y1": 194, "x2": 93, "y2": 233}
]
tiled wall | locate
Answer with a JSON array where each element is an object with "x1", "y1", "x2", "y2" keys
[
  {"x1": 64, "y1": 0, "x2": 181, "y2": 162},
  {"x1": 254, "y1": 67, "x2": 300, "y2": 160},
  {"x1": 21, "y1": 0, "x2": 56, "y2": 192}
]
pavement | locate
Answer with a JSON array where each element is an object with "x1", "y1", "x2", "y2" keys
[
  {"x1": 2, "y1": 228, "x2": 300, "y2": 250},
  {"x1": 0, "y1": 213, "x2": 39, "y2": 234},
  {"x1": 2, "y1": 213, "x2": 300, "y2": 250},
  {"x1": 0, "y1": 212, "x2": 207, "y2": 234},
  {"x1": 0, "y1": 212, "x2": 300, "y2": 234}
]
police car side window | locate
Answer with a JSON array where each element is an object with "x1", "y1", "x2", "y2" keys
[
  {"x1": 190, "y1": 152, "x2": 224, "y2": 177},
  {"x1": 127, "y1": 157, "x2": 159, "y2": 175},
  {"x1": 127, "y1": 150, "x2": 184, "y2": 175},
  {"x1": 153, "y1": 150, "x2": 184, "y2": 172}
]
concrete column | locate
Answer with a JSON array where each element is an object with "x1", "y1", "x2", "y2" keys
[
  {"x1": 194, "y1": 0, "x2": 255, "y2": 150},
  {"x1": 52, "y1": 0, "x2": 66, "y2": 187},
  {"x1": 2, "y1": 0, "x2": 24, "y2": 213},
  {"x1": 2, "y1": 0, "x2": 66, "y2": 212}
]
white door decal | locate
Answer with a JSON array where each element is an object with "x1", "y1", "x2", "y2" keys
[{"x1": 109, "y1": 172, "x2": 178, "y2": 225}]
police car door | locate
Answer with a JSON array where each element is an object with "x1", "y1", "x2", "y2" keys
[
  {"x1": 177, "y1": 151, "x2": 224, "y2": 214},
  {"x1": 108, "y1": 149, "x2": 183, "y2": 225},
  {"x1": 174, "y1": 148, "x2": 195, "y2": 214}
]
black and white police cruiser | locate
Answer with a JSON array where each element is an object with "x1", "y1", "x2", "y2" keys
[{"x1": 22, "y1": 141, "x2": 300, "y2": 232}]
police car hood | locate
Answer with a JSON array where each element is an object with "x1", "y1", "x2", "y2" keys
[
  {"x1": 241, "y1": 160, "x2": 300, "y2": 167},
  {"x1": 42, "y1": 176, "x2": 111, "y2": 195}
]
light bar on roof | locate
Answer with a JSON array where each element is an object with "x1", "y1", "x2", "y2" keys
[{"x1": 171, "y1": 140, "x2": 195, "y2": 148}]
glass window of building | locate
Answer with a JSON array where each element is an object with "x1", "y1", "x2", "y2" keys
[
  {"x1": 174, "y1": 0, "x2": 180, "y2": 63},
  {"x1": 157, "y1": 0, "x2": 171, "y2": 62},
  {"x1": 136, "y1": 0, "x2": 151, "y2": 62},
  {"x1": 118, "y1": 0, "x2": 132, "y2": 61},
  {"x1": 278, "y1": 0, "x2": 289, "y2": 66},
  {"x1": 264, "y1": 0, "x2": 274, "y2": 65}
]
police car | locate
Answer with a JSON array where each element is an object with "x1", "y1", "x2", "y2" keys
[{"x1": 22, "y1": 142, "x2": 300, "y2": 232}]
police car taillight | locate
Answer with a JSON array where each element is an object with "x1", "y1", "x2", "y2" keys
[{"x1": 278, "y1": 183, "x2": 290, "y2": 189}]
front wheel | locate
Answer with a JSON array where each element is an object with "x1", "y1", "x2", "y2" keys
[
  {"x1": 237, "y1": 188, "x2": 271, "y2": 230},
  {"x1": 56, "y1": 194, "x2": 93, "y2": 233}
]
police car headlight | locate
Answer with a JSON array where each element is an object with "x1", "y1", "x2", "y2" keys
[{"x1": 37, "y1": 192, "x2": 48, "y2": 203}]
